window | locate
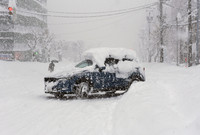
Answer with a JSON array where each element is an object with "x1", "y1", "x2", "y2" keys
[
  {"x1": 122, "y1": 58, "x2": 133, "y2": 62},
  {"x1": 104, "y1": 57, "x2": 119, "y2": 66},
  {"x1": 75, "y1": 60, "x2": 93, "y2": 68}
]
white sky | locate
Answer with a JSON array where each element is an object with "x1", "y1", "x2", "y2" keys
[{"x1": 47, "y1": 0, "x2": 157, "y2": 50}]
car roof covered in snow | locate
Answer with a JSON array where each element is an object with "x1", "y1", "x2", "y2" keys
[{"x1": 83, "y1": 48, "x2": 139, "y2": 67}]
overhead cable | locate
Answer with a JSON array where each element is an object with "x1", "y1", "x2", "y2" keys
[
  {"x1": 47, "y1": 2, "x2": 158, "y2": 15},
  {"x1": 17, "y1": 2, "x2": 157, "y2": 18}
]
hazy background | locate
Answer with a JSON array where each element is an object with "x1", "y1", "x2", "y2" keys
[{"x1": 47, "y1": 0, "x2": 157, "y2": 49}]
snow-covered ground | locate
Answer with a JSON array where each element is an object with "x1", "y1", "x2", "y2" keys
[{"x1": 0, "y1": 61, "x2": 200, "y2": 135}]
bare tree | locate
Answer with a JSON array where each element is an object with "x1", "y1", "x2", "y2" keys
[
  {"x1": 188, "y1": 0, "x2": 193, "y2": 67},
  {"x1": 41, "y1": 32, "x2": 55, "y2": 62},
  {"x1": 27, "y1": 30, "x2": 42, "y2": 61},
  {"x1": 27, "y1": 30, "x2": 55, "y2": 62}
]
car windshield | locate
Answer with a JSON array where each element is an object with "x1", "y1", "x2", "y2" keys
[{"x1": 75, "y1": 60, "x2": 93, "y2": 68}]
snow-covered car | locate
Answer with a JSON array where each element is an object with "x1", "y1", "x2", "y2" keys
[{"x1": 44, "y1": 48, "x2": 145, "y2": 98}]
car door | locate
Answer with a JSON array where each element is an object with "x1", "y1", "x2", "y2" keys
[
  {"x1": 101, "y1": 71, "x2": 116, "y2": 89},
  {"x1": 101, "y1": 57, "x2": 121, "y2": 89},
  {"x1": 114, "y1": 61, "x2": 132, "y2": 89},
  {"x1": 92, "y1": 69, "x2": 115, "y2": 90}
]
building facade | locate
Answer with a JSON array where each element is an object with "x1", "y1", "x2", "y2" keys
[{"x1": 0, "y1": 0, "x2": 47, "y2": 61}]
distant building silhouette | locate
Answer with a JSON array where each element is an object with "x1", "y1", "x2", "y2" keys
[{"x1": 0, "y1": 0, "x2": 47, "y2": 61}]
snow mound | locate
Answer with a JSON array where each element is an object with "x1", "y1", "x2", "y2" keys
[
  {"x1": 1, "y1": 61, "x2": 200, "y2": 135},
  {"x1": 83, "y1": 48, "x2": 139, "y2": 67}
]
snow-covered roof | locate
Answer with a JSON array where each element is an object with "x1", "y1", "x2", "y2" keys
[{"x1": 83, "y1": 48, "x2": 139, "y2": 67}]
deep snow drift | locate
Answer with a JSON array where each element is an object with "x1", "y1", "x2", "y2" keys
[{"x1": 0, "y1": 61, "x2": 200, "y2": 135}]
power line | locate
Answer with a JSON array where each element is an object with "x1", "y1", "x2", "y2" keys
[
  {"x1": 54, "y1": 13, "x2": 134, "y2": 36},
  {"x1": 17, "y1": 2, "x2": 157, "y2": 19},
  {"x1": 55, "y1": 18, "x2": 128, "y2": 36},
  {"x1": 48, "y1": 13, "x2": 128, "y2": 26},
  {"x1": 47, "y1": 2, "x2": 158, "y2": 15}
]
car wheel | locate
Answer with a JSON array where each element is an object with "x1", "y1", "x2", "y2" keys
[
  {"x1": 76, "y1": 82, "x2": 90, "y2": 98},
  {"x1": 54, "y1": 93, "x2": 64, "y2": 99}
]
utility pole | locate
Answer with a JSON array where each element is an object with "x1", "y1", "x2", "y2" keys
[
  {"x1": 147, "y1": 10, "x2": 153, "y2": 62},
  {"x1": 176, "y1": 17, "x2": 179, "y2": 66},
  {"x1": 188, "y1": 0, "x2": 193, "y2": 67},
  {"x1": 159, "y1": 0, "x2": 164, "y2": 63},
  {"x1": 196, "y1": 0, "x2": 200, "y2": 65}
]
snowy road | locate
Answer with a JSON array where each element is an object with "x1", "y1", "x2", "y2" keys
[{"x1": 0, "y1": 61, "x2": 200, "y2": 135}]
